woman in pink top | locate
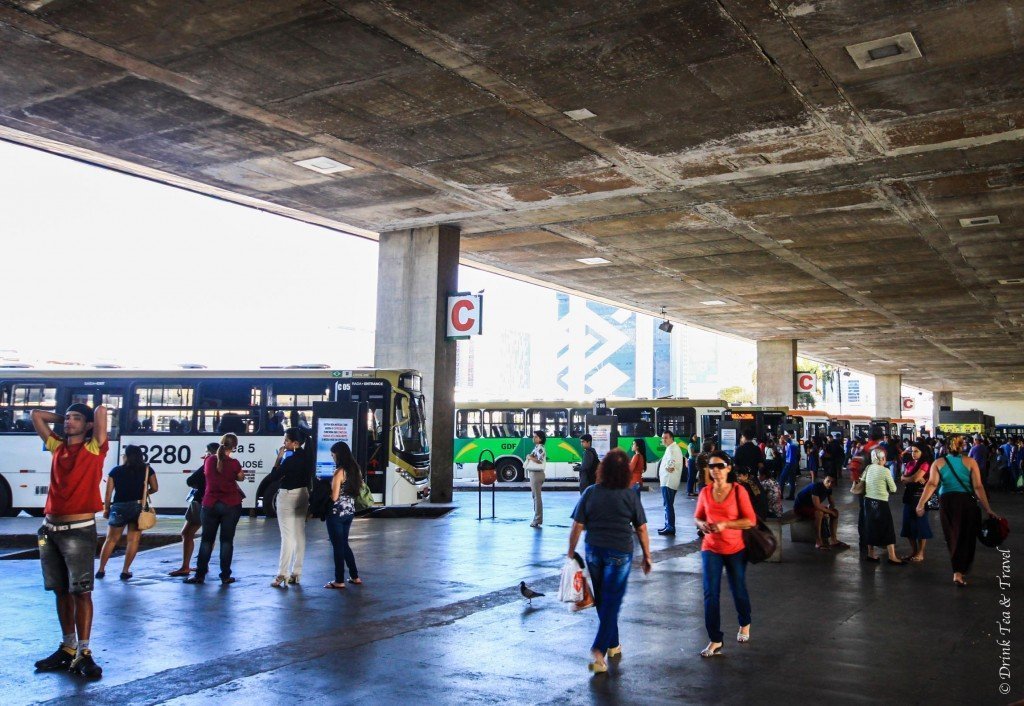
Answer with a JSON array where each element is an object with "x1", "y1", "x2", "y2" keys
[
  {"x1": 694, "y1": 452, "x2": 756, "y2": 658},
  {"x1": 185, "y1": 433, "x2": 244, "y2": 585}
]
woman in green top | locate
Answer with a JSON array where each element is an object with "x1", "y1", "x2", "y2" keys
[
  {"x1": 916, "y1": 435, "x2": 996, "y2": 587},
  {"x1": 861, "y1": 448, "x2": 904, "y2": 565}
]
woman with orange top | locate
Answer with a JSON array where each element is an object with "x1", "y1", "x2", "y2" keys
[
  {"x1": 694, "y1": 451, "x2": 757, "y2": 658},
  {"x1": 629, "y1": 438, "x2": 646, "y2": 501}
]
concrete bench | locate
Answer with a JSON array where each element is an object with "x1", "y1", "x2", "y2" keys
[{"x1": 763, "y1": 510, "x2": 815, "y2": 562}]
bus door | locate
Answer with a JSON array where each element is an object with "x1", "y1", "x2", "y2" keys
[
  {"x1": 781, "y1": 416, "x2": 803, "y2": 440},
  {"x1": 807, "y1": 421, "x2": 829, "y2": 439},
  {"x1": 64, "y1": 385, "x2": 126, "y2": 479},
  {"x1": 64, "y1": 385, "x2": 126, "y2": 443},
  {"x1": 719, "y1": 411, "x2": 754, "y2": 456},
  {"x1": 335, "y1": 379, "x2": 390, "y2": 499}
]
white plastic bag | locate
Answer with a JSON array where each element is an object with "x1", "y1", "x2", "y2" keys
[{"x1": 558, "y1": 556, "x2": 585, "y2": 603}]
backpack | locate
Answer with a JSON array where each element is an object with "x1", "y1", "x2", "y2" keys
[
  {"x1": 307, "y1": 477, "x2": 333, "y2": 521},
  {"x1": 355, "y1": 481, "x2": 375, "y2": 512}
]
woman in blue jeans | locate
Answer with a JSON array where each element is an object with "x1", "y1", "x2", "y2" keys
[
  {"x1": 568, "y1": 448, "x2": 652, "y2": 674},
  {"x1": 324, "y1": 441, "x2": 362, "y2": 589},
  {"x1": 694, "y1": 452, "x2": 756, "y2": 657}
]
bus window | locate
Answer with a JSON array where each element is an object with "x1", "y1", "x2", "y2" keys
[
  {"x1": 482, "y1": 408, "x2": 525, "y2": 438},
  {"x1": 570, "y1": 409, "x2": 589, "y2": 438},
  {"x1": 615, "y1": 407, "x2": 655, "y2": 437},
  {"x1": 132, "y1": 385, "x2": 194, "y2": 434},
  {"x1": 456, "y1": 409, "x2": 483, "y2": 438},
  {"x1": 395, "y1": 393, "x2": 428, "y2": 453},
  {"x1": 807, "y1": 422, "x2": 829, "y2": 439},
  {"x1": 0, "y1": 383, "x2": 57, "y2": 432},
  {"x1": 527, "y1": 408, "x2": 568, "y2": 438},
  {"x1": 267, "y1": 381, "x2": 329, "y2": 435},
  {"x1": 195, "y1": 380, "x2": 261, "y2": 435},
  {"x1": 701, "y1": 415, "x2": 721, "y2": 444},
  {"x1": 102, "y1": 394, "x2": 123, "y2": 441},
  {"x1": 656, "y1": 408, "x2": 695, "y2": 439}
]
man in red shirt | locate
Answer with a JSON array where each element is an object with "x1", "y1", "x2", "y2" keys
[{"x1": 31, "y1": 403, "x2": 108, "y2": 680}]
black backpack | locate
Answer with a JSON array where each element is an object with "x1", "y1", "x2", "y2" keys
[{"x1": 308, "y1": 477, "x2": 334, "y2": 521}]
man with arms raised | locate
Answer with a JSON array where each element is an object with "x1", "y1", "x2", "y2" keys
[{"x1": 31, "y1": 402, "x2": 108, "y2": 679}]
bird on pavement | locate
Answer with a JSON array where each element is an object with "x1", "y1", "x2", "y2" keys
[{"x1": 519, "y1": 581, "x2": 544, "y2": 604}]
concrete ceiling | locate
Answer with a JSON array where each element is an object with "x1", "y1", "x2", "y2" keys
[{"x1": 2, "y1": 0, "x2": 1023, "y2": 398}]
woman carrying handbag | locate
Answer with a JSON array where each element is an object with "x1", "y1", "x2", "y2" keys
[{"x1": 98, "y1": 445, "x2": 158, "y2": 580}]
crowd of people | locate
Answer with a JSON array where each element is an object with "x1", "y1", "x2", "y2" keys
[
  {"x1": 28, "y1": 404, "x2": 366, "y2": 680},
  {"x1": 569, "y1": 426, "x2": 1007, "y2": 671},
  {"x1": 24, "y1": 398, "x2": 1013, "y2": 679}
]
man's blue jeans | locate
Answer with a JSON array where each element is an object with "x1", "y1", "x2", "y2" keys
[
  {"x1": 661, "y1": 486, "x2": 677, "y2": 531},
  {"x1": 779, "y1": 462, "x2": 798, "y2": 498},
  {"x1": 686, "y1": 457, "x2": 698, "y2": 495},
  {"x1": 585, "y1": 543, "x2": 633, "y2": 654},
  {"x1": 701, "y1": 549, "x2": 751, "y2": 643}
]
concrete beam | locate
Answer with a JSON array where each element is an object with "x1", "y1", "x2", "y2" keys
[
  {"x1": 756, "y1": 339, "x2": 796, "y2": 409},
  {"x1": 875, "y1": 374, "x2": 902, "y2": 420},
  {"x1": 374, "y1": 225, "x2": 460, "y2": 504}
]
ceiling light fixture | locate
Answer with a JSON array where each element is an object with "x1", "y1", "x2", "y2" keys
[
  {"x1": 959, "y1": 215, "x2": 1000, "y2": 228},
  {"x1": 998, "y1": 278, "x2": 1024, "y2": 285},
  {"x1": 777, "y1": 326, "x2": 796, "y2": 331},
  {"x1": 563, "y1": 108, "x2": 596, "y2": 120},
  {"x1": 846, "y1": 32, "x2": 922, "y2": 70},
  {"x1": 658, "y1": 307, "x2": 673, "y2": 334},
  {"x1": 700, "y1": 300, "x2": 727, "y2": 306},
  {"x1": 835, "y1": 346, "x2": 851, "y2": 350},
  {"x1": 293, "y1": 156, "x2": 354, "y2": 174},
  {"x1": 869, "y1": 359, "x2": 893, "y2": 363},
  {"x1": 576, "y1": 256, "x2": 610, "y2": 265},
  {"x1": 777, "y1": 238, "x2": 794, "y2": 245}
]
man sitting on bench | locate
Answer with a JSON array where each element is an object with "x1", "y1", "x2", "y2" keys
[{"x1": 793, "y1": 477, "x2": 849, "y2": 551}]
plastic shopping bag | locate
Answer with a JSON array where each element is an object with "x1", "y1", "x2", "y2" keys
[{"x1": 558, "y1": 555, "x2": 585, "y2": 603}]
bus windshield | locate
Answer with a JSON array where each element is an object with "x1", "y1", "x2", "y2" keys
[{"x1": 395, "y1": 393, "x2": 428, "y2": 453}]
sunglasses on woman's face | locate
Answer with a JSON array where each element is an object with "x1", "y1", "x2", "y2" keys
[{"x1": 708, "y1": 462, "x2": 729, "y2": 470}]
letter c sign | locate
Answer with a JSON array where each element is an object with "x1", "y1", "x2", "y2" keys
[
  {"x1": 795, "y1": 372, "x2": 816, "y2": 393},
  {"x1": 447, "y1": 294, "x2": 483, "y2": 338}
]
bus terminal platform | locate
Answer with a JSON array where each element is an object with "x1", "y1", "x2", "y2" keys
[{"x1": 0, "y1": 485, "x2": 1018, "y2": 705}]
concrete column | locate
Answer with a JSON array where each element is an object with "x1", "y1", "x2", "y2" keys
[
  {"x1": 374, "y1": 225, "x2": 460, "y2": 504},
  {"x1": 875, "y1": 374, "x2": 902, "y2": 419},
  {"x1": 932, "y1": 390, "x2": 953, "y2": 434},
  {"x1": 756, "y1": 339, "x2": 797, "y2": 408}
]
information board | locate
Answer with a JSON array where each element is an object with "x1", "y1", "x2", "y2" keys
[{"x1": 315, "y1": 418, "x2": 353, "y2": 477}]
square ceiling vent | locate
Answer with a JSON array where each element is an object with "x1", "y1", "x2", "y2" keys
[
  {"x1": 846, "y1": 32, "x2": 922, "y2": 69},
  {"x1": 959, "y1": 215, "x2": 1000, "y2": 228},
  {"x1": 294, "y1": 156, "x2": 353, "y2": 174}
]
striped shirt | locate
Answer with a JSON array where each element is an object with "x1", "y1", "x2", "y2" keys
[{"x1": 863, "y1": 463, "x2": 896, "y2": 501}]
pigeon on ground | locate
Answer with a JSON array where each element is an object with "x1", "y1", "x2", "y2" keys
[{"x1": 519, "y1": 581, "x2": 545, "y2": 604}]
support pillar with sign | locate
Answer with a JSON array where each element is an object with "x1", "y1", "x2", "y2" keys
[
  {"x1": 756, "y1": 339, "x2": 797, "y2": 408},
  {"x1": 875, "y1": 374, "x2": 902, "y2": 419},
  {"x1": 374, "y1": 224, "x2": 460, "y2": 504}
]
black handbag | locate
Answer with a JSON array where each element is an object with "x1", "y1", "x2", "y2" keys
[{"x1": 734, "y1": 485, "x2": 777, "y2": 564}]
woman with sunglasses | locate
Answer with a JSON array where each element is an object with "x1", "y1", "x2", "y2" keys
[{"x1": 694, "y1": 452, "x2": 756, "y2": 658}]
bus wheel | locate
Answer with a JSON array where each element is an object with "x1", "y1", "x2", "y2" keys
[
  {"x1": 0, "y1": 479, "x2": 15, "y2": 517},
  {"x1": 497, "y1": 459, "x2": 523, "y2": 483},
  {"x1": 262, "y1": 483, "x2": 280, "y2": 519}
]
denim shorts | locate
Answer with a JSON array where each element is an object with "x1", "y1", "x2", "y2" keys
[
  {"x1": 108, "y1": 501, "x2": 141, "y2": 528},
  {"x1": 39, "y1": 524, "x2": 97, "y2": 593},
  {"x1": 184, "y1": 500, "x2": 202, "y2": 525}
]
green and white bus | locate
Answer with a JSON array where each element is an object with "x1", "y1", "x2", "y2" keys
[{"x1": 453, "y1": 399, "x2": 727, "y2": 483}]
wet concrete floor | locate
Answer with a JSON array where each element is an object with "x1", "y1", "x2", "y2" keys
[{"x1": 0, "y1": 483, "x2": 1020, "y2": 705}]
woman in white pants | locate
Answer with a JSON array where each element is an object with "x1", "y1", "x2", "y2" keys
[
  {"x1": 266, "y1": 428, "x2": 313, "y2": 587},
  {"x1": 527, "y1": 431, "x2": 547, "y2": 528}
]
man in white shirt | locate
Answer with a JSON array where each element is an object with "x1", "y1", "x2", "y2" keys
[{"x1": 658, "y1": 431, "x2": 684, "y2": 535}]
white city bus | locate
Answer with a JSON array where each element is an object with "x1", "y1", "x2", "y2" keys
[{"x1": 0, "y1": 367, "x2": 430, "y2": 516}]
